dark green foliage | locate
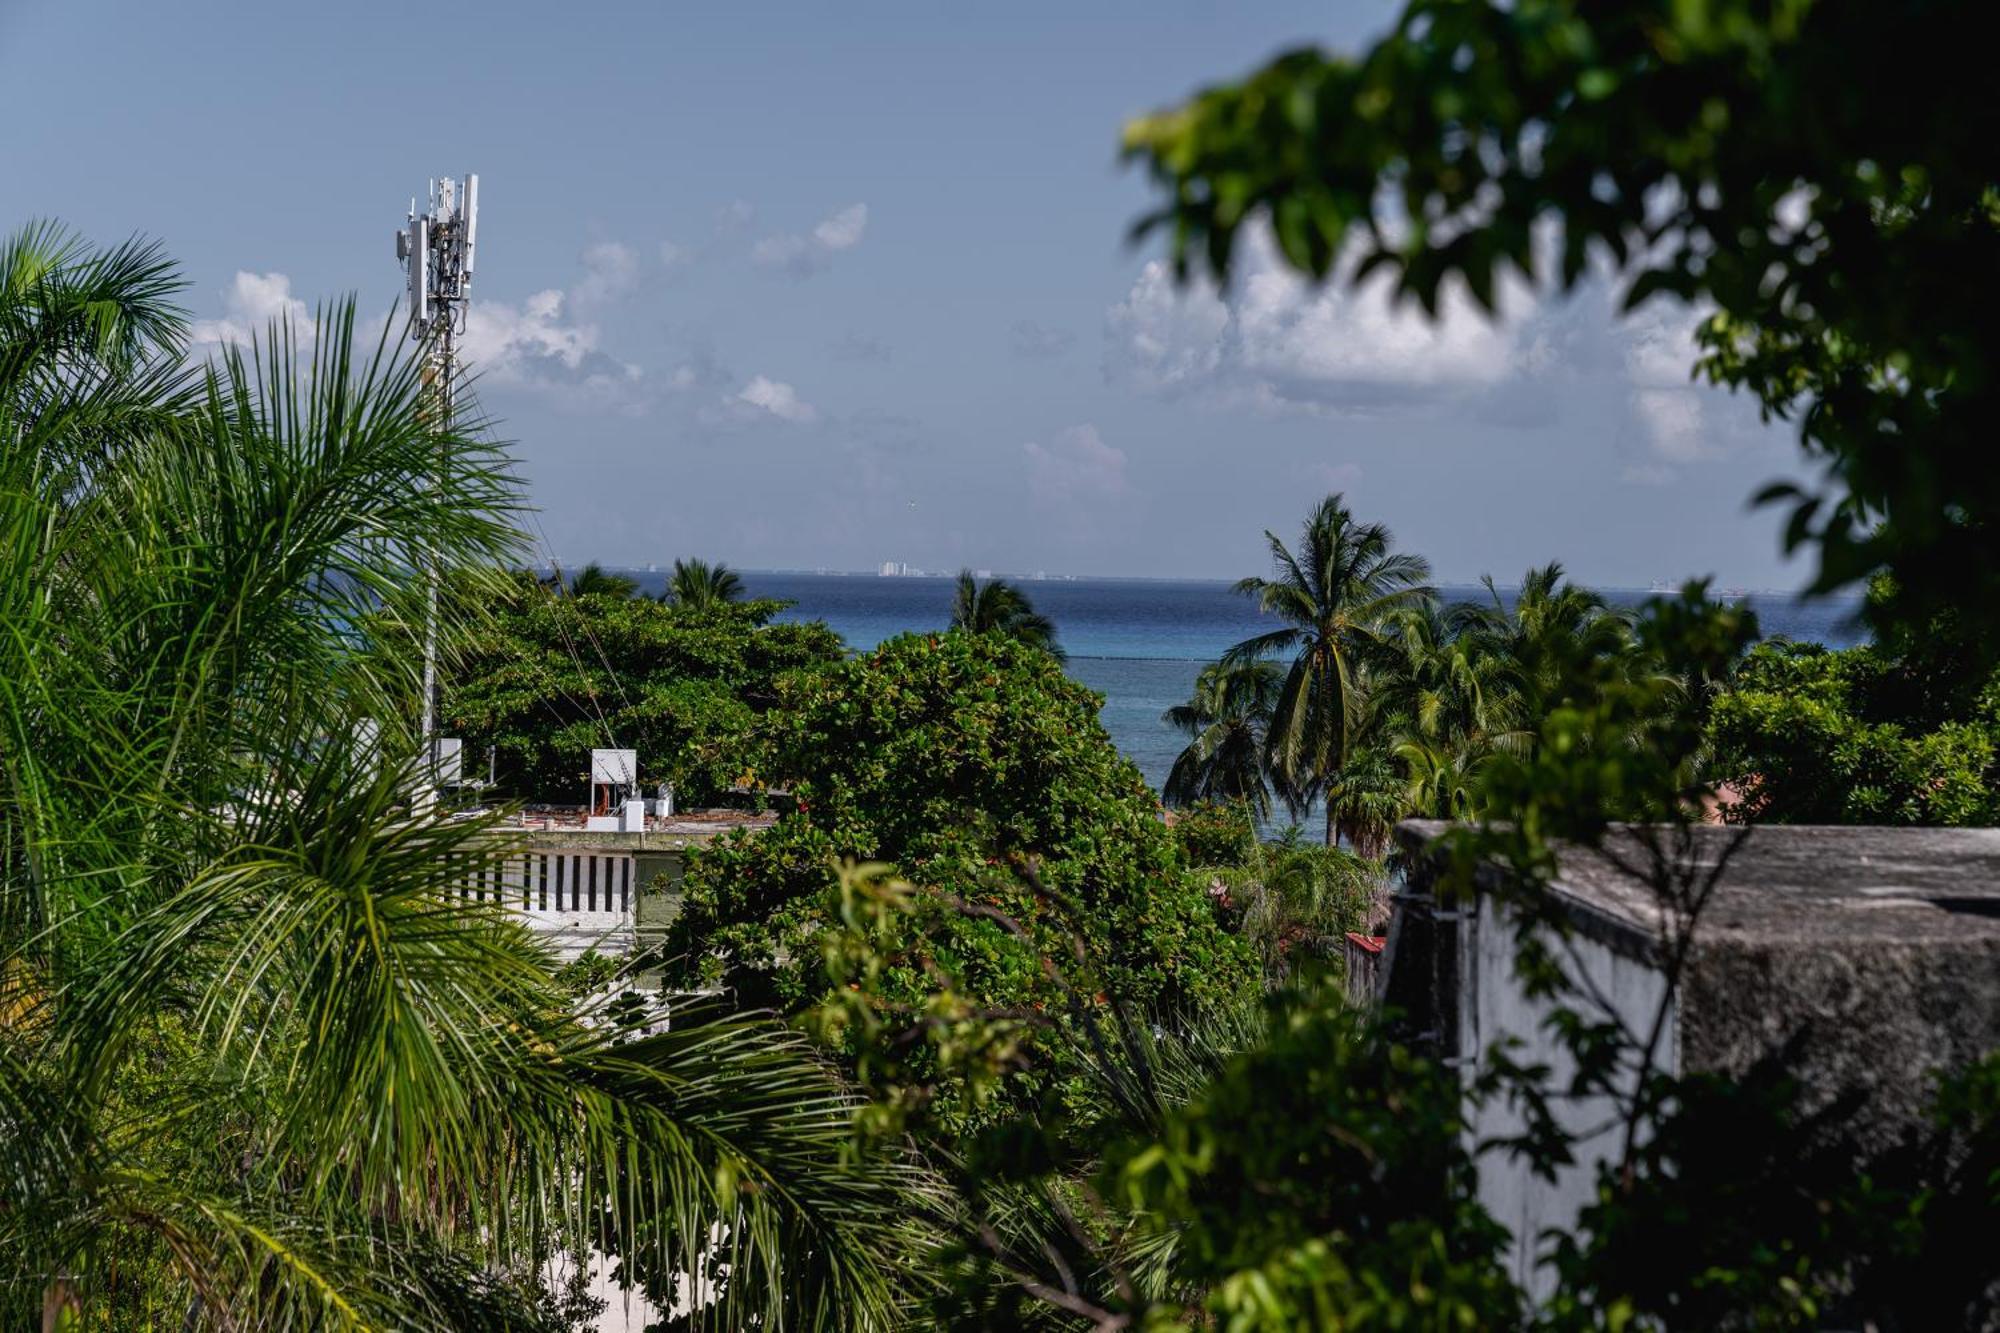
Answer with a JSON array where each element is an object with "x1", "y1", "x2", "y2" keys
[
  {"x1": 1103, "y1": 996, "x2": 1518, "y2": 1327},
  {"x1": 1160, "y1": 661, "x2": 1281, "y2": 818},
  {"x1": 666, "y1": 631, "x2": 1255, "y2": 1125},
  {"x1": 665, "y1": 557, "x2": 745, "y2": 610},
  {"x1": 443, "y1": 572, "x2": 843, "y2": 803},
  {"x1": 1123, "y1": 0, "x2": 2000, "y2": 660},
  {"x1": 1708, "y1": 641, "x2": 2000, "y2": 825},
  {"x1": 950, "y1": 569, "x2": 1064, "y2": 662},
  {"x1": 560, "y1": 562, "x2": 639, "y2": 599},
  {"x1": 1169, "y1": 798, "x2": 1256, "y2": 868},
  {"x1": 1208, "y1": 838, "x2": 1380, "y2": 982}
]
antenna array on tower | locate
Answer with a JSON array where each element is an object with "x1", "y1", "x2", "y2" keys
[{"x1": 395, "y1": 173, "x2": 480, "y2": 807}]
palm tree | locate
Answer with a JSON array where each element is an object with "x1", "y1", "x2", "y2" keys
[
  {"x1": 1163, "y1": 660, "x2": 1282, "y2": 818},
  {"x1": 0, "y1": 227, "x2": 916, "y2": 1328},
  {"x1": 667, "y1": 556, "x2": 745, "y2": 609},
  {"x1": 1226, "y1": 494, "x2": 1434, "y2": 844},
  {"x1": 1472, "y1": 562, "x2": 1636, "y2": 728},
  {"x1": 564, "y1": 560, "x2": 639, "y2": 598},
  {"x1": 951, "y1": 569, "x2": 1064, "y2": 661},
  {"x1": 1320, "y1": 740, "x2": 1411, "y2": 860}
]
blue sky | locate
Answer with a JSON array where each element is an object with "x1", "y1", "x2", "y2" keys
[{"x1": 1, "y1": 0, "x2": 1808, "y2": 587}]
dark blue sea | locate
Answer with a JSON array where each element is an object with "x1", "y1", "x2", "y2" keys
[{"x1": 626, "y1": 571, "x2": 1866, "y2": 803}]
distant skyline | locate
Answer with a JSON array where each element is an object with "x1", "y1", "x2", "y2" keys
[{"x1": 2, "y1": 0, "x2": 1808, "y2": 589}]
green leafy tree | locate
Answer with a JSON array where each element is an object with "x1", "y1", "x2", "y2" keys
[
  {"x1": 950, "y1": 568, "x2": 1064, "y2": 661},
  {"x1": 1707, "y1": 641, "x2": 2000, "y2": 825},
  {"x1": 444, "y1": 576, "x2": 842, "y2": 803},
  {"x1": 1227, "y1": 493, "x2": 1434, "y2": 843},
  {"x1": 0, "y1": 226, "x2": 915, "y2": 1328},
  {"x1": 1168, "y1": 798, "x2": 1258, "y2": 868},
  {"x1": 665, "y1": 556, "x2": 745, "y2": 609},
  {"x1": 1121, "y1": 0, "x2": 2000, "y2": 659},
  {"x1": 664, "y1": 631, "x2": 1255, "y2": 1134},
  {"x1": 1161, "y1": 660, "x2": 1281, "y2": 817}
]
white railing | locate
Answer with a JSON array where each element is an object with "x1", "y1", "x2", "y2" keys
[{"x1": 456, "y1": 846, "x2": 639, "y2": 960}]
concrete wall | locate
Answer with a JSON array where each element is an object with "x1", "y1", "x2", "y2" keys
[{"x1": 1457, "y1": 894, "x2": 1675, "y2": 1299}]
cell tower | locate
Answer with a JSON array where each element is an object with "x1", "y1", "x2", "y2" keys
[{"x1": 396, "y1": 174, "x2": 478, "y2": 806}]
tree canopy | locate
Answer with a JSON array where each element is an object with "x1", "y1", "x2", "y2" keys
[
  {"x1": 443, "y1": 574, "x2": 843, "y2": 804},
  {"x1": 664, "y1": 630, "x2": 1255, "y2": 1135}
]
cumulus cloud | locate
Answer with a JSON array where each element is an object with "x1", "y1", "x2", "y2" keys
[
  {"x1": 813, "y1": 204, "x2": 869, "y2": 252},
  {"x1": 1104, "y1": 226, "x2": 1527, "y2": 413},
  {"x1": 461, "y1": 287, "x2": 642, "y2": 408},
  {"x1": 1620, "y1": 302, "x2": 1715, "y2": 464},
  {"x1": 734, "y1": 375, "x2": 817, "y2": 423},
  {"x1": 570, "y1": 241, "x2": 640, "y2": 307},
  {"x1": 1024, "y1": 423, "x2": 1128, "y2": 507},
  {"x1": 753, "y1": 203, "x2": 869, "y2": 278},
  {"x1": 188, "y1": 271, "x2": 312, "y2": 349}
]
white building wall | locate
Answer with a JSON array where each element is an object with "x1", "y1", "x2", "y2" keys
[{"x1": 1460, "y1": 894, "x2": 1676, "y2": 1300}]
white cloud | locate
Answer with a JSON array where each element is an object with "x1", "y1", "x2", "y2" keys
[
  {"x1": 659, "y1": 238, "x2": 689, "y2": 267},
  {"x1": 1104, "y1": 225, "x2": 1526, "y2": 413},
  {"x1": 754, "y1": 203, "x2": 869, "y2": 278},
  {"x1": 461, "y1": 287, "x2": 642, "y2": 408},
  {"x1": 1024, "y1": 424, "x2": 1128, "y2": 506},
  {"x1": 1620, "y1": 302, "x2": 1715, "y2": 464},
  {"x1": 188, "y1": 271, "x2": 311, "y2": 349},
  {"x1": 571, "y1": 241, "x2": 640, "y2": 307},
  {"x1": 813, "y1": 204, "x2": 869, "y2": 252},
  {"x1": 735, "y1": 375, "x2": 817, "y2": 423}
]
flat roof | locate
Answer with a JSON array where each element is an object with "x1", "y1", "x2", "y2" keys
[{"x1": 1399, "y1": 821, "x2": 2000, "y2": 952}]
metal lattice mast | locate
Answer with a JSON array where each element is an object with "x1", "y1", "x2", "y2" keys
[{"x1": 397, "y1": 174, "x2": 478, "y2": 806}]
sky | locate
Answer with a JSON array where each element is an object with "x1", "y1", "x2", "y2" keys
[{"x1": 0, "y1": 0, "x2": 1811, "y2": 588}]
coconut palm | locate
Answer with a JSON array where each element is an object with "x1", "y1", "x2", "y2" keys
[
  {"x1": 1163, "y1": 660, "x2": 1282, "y2": 818},
  {"x1": 667, "y1": 556, "x2": 745, "y2": 609},
  {"x1": 1473, "y1": 562, "x2": 1635, "y2": 723},
  {"x1": 0, "y1": 226, "x2": 918, "y2": 1328},
  {"x1": 951, "y1": 569, "x2": 1064, "y2": 661},
  {"x1": 1319, "y1": 741, "x2": 1411, "y2": 860},
  {"x1": 564, "y1": 561, "x2": 640, "y2": 598},
  {"x1": 1226, "y1": 495, "x2": 1434, "y2": 844}
]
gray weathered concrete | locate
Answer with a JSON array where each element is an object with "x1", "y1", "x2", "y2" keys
[{"x1": 1384, "y1": 821, "x2": 2000, "y2": 1297}]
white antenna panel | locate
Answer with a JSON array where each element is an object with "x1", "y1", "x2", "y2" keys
[
  {"x1": 461, "y1": 174, "x2": 478, "y2": 278},
  {"x1": 408, "y1": 217, "x2": 429, "y2": 327}
]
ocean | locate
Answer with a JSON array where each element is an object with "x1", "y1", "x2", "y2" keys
[{"x1": 627, "y1": 571, "x2": 1868, "y2": 802}]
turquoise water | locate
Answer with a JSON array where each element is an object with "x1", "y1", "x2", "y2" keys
[{"x1": 627, "y1": 571, "x2": 1867, "y2": 799}]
